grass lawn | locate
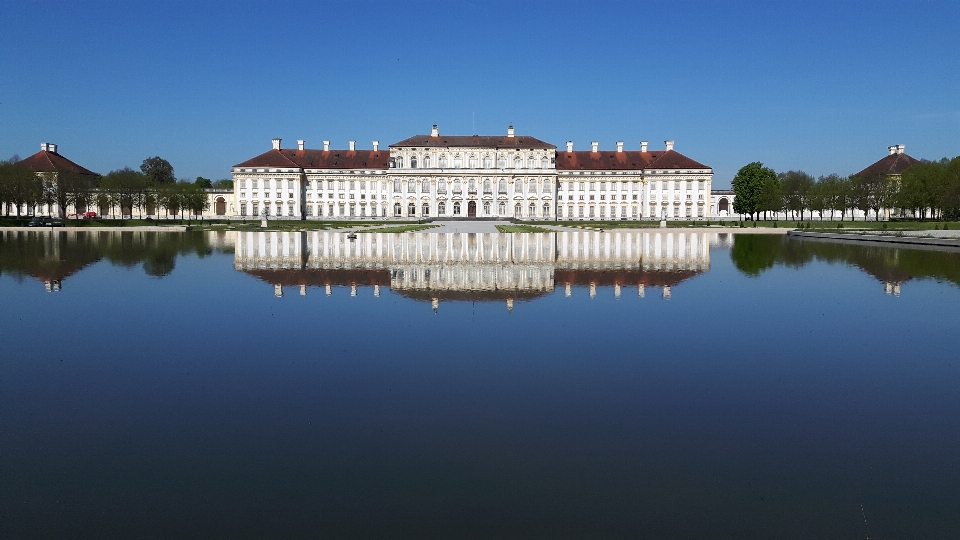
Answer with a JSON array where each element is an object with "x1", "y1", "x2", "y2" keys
[{"x1": 495, "y1": 224, "x2": 554, "y2": 233}]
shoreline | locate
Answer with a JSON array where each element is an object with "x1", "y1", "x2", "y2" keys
[{"x1": 787, "y1": 230, "x2": 960, "y2": 249}]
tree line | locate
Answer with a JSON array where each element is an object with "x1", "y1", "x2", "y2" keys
[
  {"x1": 0, "y1": 155, "x2": 232, "y2": 219},
  {"x1": 732, "y1": 156, "x2": 960, "y2": 221}
]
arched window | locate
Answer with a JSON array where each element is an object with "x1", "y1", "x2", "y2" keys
[
  {"x1": 408, "y1": 202, "x2": 416, "y2": 215},
  {"x1": 529, "y1": 202, "x2": 536, "y2": 216},
  {"x1": 543, "y1": 203, "x2": 550, "y2": 216},
  {"x1": 514, "y1": 155, "x2": 522, "y2": 168},
  {"x1": 528, "y1": 157, "x2": 535, "y2": 168},
  {"x1": 394, "y1": 203, "x2": 402, "y2": 216},
  {"x1": 514, "y1": 204, "x2": 522, "y2": 217},
  {"x1": 498, "y1": 179, "x2": 507, "y2": 192},
  {"x1": 454, "y1": 156, "x2": 462, "y2": 168},
  {"x1": 498, "y1": 157, "x2": 505, "y2": 168},
  {"x1": 469, "y1": 156, "x2": 477, "y2": 168},
  {"x1": 438, "y1": 201, "x2": 446, "y2": 214},
  {"x1": 438, "y1": 178, "x2": 447, "y2": 193},
  {"x1": 411, "y1": 156, "x2": 418, "y2": 168},
  {"x1": 483, "y1": 179, "x2": 491, "y2": 193},
  {"x1": 396, "y1": 157, "x2": 404, "y2": 168},
  {"x1": 421, "y1": 178, "x2": 430, "y2": 192},
  {"x1": 483, "y1": 201, "x2": 491, "y2": 215},
  {"x1": 453, "y1": 202, "x2": 461, "y2": 215},
  {"x1": 423, "y1": 155, "x2": 431, "y2": 168},
  {"x1": 498, "y1": 201, "x2": 505, "y2": 215},
  {"x1": 422, "y1": 203, "x2": 430, "y2": 216},
  {"x1": 439, "y1": 155, "x2": 447, "y2": 168},
  {"x1": 541, "y1": 157, "x2": 549, "y2": 168},
  {"x1": 483, "y1": 157, "x2": 492, "y2": 168}
]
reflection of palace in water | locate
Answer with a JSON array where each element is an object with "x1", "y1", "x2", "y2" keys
[{"x1": 235, "y1": 231, "x2": 728, "y2": 308}]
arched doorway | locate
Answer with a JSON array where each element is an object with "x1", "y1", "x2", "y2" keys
[
  {"x1": 718, "y1": 198, "x2": 729, "y2": 216},
  {"x1": 215, "y1": 197, "x2": 226, "y2": 215},
  {"x1": 468, "y1": 201, "x2": 477, "y2": 217}
]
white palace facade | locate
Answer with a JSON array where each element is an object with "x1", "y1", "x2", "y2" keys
[{"x1": 231, "y1": 124, "x2": 713, "y2": 221}]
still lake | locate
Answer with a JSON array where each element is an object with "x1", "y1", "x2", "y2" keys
[{"x1": 2, "y1": 229, "x2": 959, "y2": 539}]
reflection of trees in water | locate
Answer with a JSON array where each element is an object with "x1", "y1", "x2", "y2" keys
[
  {"x1": 730, "y1": 234, "x2": 960, "y2": 287},
  {"x1": 0, "y1": 231, "x2": 221, "y2": 284}
]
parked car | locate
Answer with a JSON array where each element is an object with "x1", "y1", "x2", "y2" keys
[
  {"x1": 82, "y1": 211, "x2": 98, "y2": 219},
  {"x1": 27, "y1": 217, "x2": 64, "y2": 227}
]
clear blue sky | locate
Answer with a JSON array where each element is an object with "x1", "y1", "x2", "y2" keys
[{"x1": 2, "y1": 1, "x2": 958, "y2": 187}]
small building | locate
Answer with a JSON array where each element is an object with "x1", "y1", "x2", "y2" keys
[
  {"x1": 11, "y1": 143, "x2": 99, "y2": 217},
  {"x1": 852, "y1": 144, "x2": 918, "y2": 179}
]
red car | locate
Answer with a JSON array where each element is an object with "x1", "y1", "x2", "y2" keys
[{"x1": 82, "y1": 211, "x2": 98, "y2": 219}]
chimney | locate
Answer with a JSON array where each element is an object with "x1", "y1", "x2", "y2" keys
[
  {"x1": 431, "y1": 123, "x2": 439, "y2": 137},
  {"x1": 271, "y1": 138, "x2": 281, "y2": 150},
  {"x1": 640, "y1": 141, "x2": 648, "y2": 152},
  {"x1": 349, "y1": 140, "x2": 356, "y2": 151},
  {"x1": 507, "y1": 123, "x2": 515, "y2": 138},
  {"x1": 888, "y1": 145, "x2": 897, "y2": 155},
  {"x1": 591, "y1": 141, "x2": 599, "y2": 152},
  {"x1": 664, "y1": 140, "x2": 675, "y2": 151},
  {"x1": 49, "y1": 143, "x2": 57, "y2": 154},
  {"x1": 897, "y1": 144, "x2": 905, "y2": 154},
  {"x1": 616, "y1": 141, "x2": 624, "y2": 153},
  {"x1": 41, "y1": 142, "x2": 48, "y2": 152},
  {"x1": 372, "y1": 140, "x2": 379, "y2": 151},
  {"x1": 297, "y1": 140, "x2": 304, "y2": 151},
  {"x1": 566, "y1": 141, "x2": 573, "y2": 152},
  {"x1": 323, "y1": 140, "x2": 330, "y2": 151}
]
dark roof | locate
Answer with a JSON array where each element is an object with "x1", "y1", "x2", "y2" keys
[
  {"x1": 391, "y1": 134, "x2": 556, "y2": 149},
  {"x1": 853, "y1": 152, "x2": 919, "y2": 177},
  {"x1": 234, "y1": 149, "x2": 390, "y2": 170},
  {"x1": 555, "y1": 149, "x2": 708, "y2": 171},
  {"x1": 18, "y1": 149, "x2": 98, "y2": 176}
]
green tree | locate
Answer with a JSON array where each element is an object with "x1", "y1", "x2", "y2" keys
[
  {"x1": 780, "y1": 171, "x2": 814, "y2": 220},
  {"x1": 140, "y1": 156, "x2": 175, "y2": 185},
  {"x1": 183, "y1": 182, "x2": 210, "y2": 221},
  {"x1": 732, "y1": 162, "x2": 775, "y2": 220},
  {"x1": 758, "y1": 173, "x2": 784, "y2": 220},
  {"x1": 212, "y1": 178, "x2": 234, "y2": 189},
  {"x1": 101, "y1": 168, "x2": 147, "y2": 218},
  {"x1": 194, "y1": 176, "x2": 212, "y2": 188},
  {"x1": 0, "y1": 163, "x2": 43, "y2": 217},
  {"x1": 806, "y1": 179, "x2": 827, "y2": 220}
]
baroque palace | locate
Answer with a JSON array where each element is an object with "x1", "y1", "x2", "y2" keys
[{"x1": 231, "y1": 124, "x2": 713, "y2": 221}]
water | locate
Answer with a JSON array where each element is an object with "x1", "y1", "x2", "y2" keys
[{"x1": 2, "y1": 229, "x2": 959, "y2": 539}]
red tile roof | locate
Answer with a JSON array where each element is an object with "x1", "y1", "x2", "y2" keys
[
  {"x1": 555, "y1": 150, "x2": 708, "y2": 171},
  {"x1": 18, "y1": 149, "x2": 98, "y2": 176},
  {"x1": 391, "y1": 134, "x2": 555, "y2": 149},
  {"x1": 234, "y1": 149, "x2": 390, "y2": 170},
  {"x1": 853, "y1": 152, "x2": 919, "y2": 177}
]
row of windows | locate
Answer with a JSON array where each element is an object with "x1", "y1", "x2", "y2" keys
[
  {"x1": 392, "y1": 178, "x2": 552, "y2": 193},
  {"x1": 561, "y1": 180, "x2": 707, "y2": 191},
  {"x1": 556, "y1": 205, "x2": 706, "y2": 218},
  {"x1": 393, "y1": 155, "x2": 552, "y2": 169}
]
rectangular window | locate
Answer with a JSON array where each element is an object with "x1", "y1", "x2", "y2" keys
[{"x1": 240, "y1": 203, "x2": 247, "y2": 216}]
